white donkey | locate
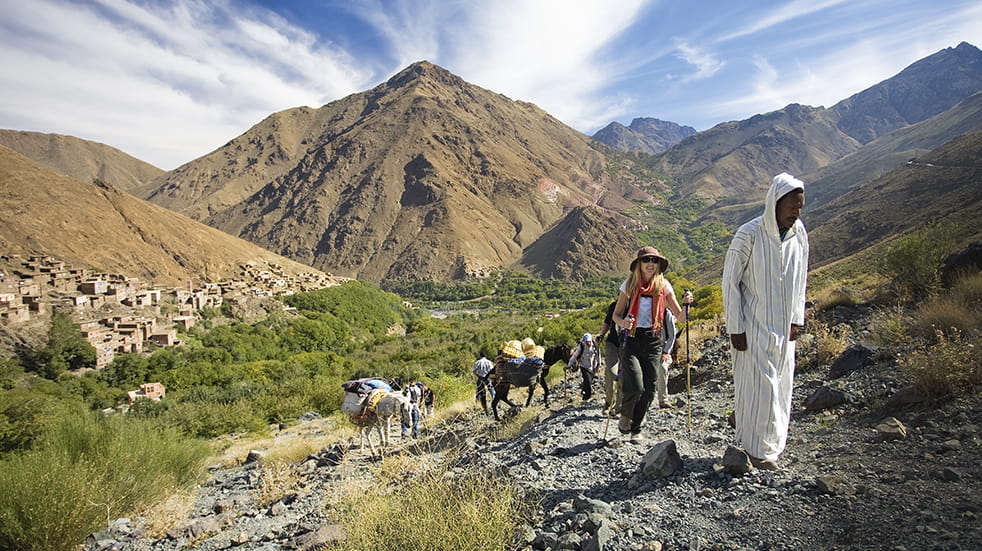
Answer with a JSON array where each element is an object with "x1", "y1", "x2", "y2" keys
[{"x1": 348, "y1": 389, "x2": 414, "y2": 457}]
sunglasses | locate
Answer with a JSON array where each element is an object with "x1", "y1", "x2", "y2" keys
[{"x1": 640, "y1": 256, "x2": 661, "y2": 263}]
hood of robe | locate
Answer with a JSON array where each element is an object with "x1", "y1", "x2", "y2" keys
[{"x1": 762, "y1": 172, "x2": 805, "y2": 240}]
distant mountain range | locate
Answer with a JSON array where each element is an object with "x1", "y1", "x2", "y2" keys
[
  {"x1": 592, "y1": 118, "x2": 696, "y2": 154},
  {"x1": 651, "y1": 41, "x2": 982, "y2": 210},
  {"x1": 1, "y1": 41, "x2": 980, "y2": 286}
]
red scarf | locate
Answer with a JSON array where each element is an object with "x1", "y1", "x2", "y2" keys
[{"x1": 628, "y1": 278, "x2": 666, "y2": 332}]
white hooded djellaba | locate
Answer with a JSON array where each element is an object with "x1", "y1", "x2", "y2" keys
[{"x1": 722, "y1": 173, "x2": 809, "y2": 461}]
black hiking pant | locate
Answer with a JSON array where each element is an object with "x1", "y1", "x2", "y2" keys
[
  {"x1": 580, "y1": 366, "x2": 595, "y2": 400},
  {"x1": 619, "y1": 329, "x2": 662, "y2": 434}
]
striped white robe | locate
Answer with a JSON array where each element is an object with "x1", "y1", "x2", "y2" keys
[{"x1": 722, "y1": 173, "x2": 809, "y2": 461}]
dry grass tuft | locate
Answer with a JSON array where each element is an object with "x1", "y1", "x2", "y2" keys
[
  {"x1": 948, "y1": 271, "x2": 982, "y2": 309},
  {"x1": 329, "y1": 468, "x2": 534, "y2": 551},
  {"x1": 491, "y1": 405, "x2": 544, "y2": 441},
  {"x1": 812, "y1": 287, "x2": 857, "y2": 311},
  {"x1": 910, "y1": 272, "x2": 982, "y2": 341},
  {"x1": 139, "y1": 489, "x2": 198, "y2": 538},
  {"x1": 901, "y1": 330, "x2": 982, "y2": 402},
  {"x1": 256, "y1": 461, "x2": 302, "y2": 508},
  {"x1": 912, "y1": 300, "x2": 979, "y2": 341},
  {"x1": 869, "y1": 306, "x2": 911, "y2": 347},
  {"x1": 810, "y1": 319, "x2": 852, "y2": 367},
  {"x1": 373, "y1": 453, "x2": 424, "y2": 483}
]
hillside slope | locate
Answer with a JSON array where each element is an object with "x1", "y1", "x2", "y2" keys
[
  {"x1": 807, "y1": 130, "x2": 982, "y2": 268},
  {"x1": 0, "y1": 129, "x2": 163, "y2": 193},
  {"x1": 804, "y1": 89, "x2": 982, "y2": 210},
  {"x1": 0, "y1": 145, "x2": 330, "y2": 285}
]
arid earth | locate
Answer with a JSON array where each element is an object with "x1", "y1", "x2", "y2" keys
[{"x1": 83, "y1": 306, "x2": 981, "y2": 551}]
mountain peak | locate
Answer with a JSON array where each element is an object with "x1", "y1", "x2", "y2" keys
[{"x1": 384, "y1": 60, "x2": 464, "y2": 91}]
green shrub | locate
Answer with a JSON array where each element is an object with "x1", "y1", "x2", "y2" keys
[
  {"x1": 0, "y1": 390, "x2": 84, "y2": 457},
  {"x1": 158, "y1": 400, "x2": 266, "y2": 438},
  {"x1": 877, "y1": 223, "x2": 957, "y2": 301},
  {"x1": 27, "y1": 312, "x2": 96, "y2": 379},
  {"x1": 0, "y1": 414, "x2": 209, "y2": 551},
  {"x1": 422, "y1": 372, "x2": 471, "y2": 409}
]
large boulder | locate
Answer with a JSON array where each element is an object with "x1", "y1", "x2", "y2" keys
[
  {"x1": 829, "y1": 343, "x2": 878, "y2": 379},
  {"x1": 940, "y1": 241, "x2": 982, "y2": 287}
]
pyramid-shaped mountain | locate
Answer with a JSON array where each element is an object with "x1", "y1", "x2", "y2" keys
[{"x1": 144, "y1": 62, "x2": 641, "y2": 282}]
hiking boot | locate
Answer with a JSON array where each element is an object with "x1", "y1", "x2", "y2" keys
[
  {"x1": 749, "y1": 456, "x2": 779, "y2": 471},
  {"x1": 658, "y1": 400, "x2": 670, "y2": 409},
  {"x1": 629, "y1": 432, "x2": 644, "y2": 444},
  {"x1": 618, "y1": 414, "x2": 632, "y2": 433}
]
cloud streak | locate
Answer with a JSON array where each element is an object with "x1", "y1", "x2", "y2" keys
[
  {"x1": 0, "y1": 0, "x2": 980, "y2": 167},
  {"x1": 0, "y1": 0, "x2": 373, "y2": 169}
]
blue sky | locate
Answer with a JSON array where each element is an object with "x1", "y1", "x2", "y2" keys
[{"x1": 0, "y1": 0, "x2": 980, "y2": 170}]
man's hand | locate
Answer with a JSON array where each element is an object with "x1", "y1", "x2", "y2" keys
[
  {"x1": 790, "y1": 324, "x2": 801, "y2": 341},
  {"x1": 730, "y1": 333, "x2": 748, "y2": 351}
]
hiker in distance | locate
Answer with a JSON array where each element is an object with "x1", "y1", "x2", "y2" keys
[
  {"x1": 612, "y1": 247, "x2": 693, "y2": 443},
  {"x1": 597, "y1": 300, "x2": 623, "y2": 416},
  {"x1": 722, "y1": 172, "x2": 808, "y2": 471},
  {"x1": 472, "y1": 351, "x2": 495, "y2": 415},
  {"x1": 567, "y1": 333, "x2": 601, "y2": 401}
]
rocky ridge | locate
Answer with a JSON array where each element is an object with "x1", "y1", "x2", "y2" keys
[{"x1": 82, "y1": 306, "x2": 981, "y2": 551}]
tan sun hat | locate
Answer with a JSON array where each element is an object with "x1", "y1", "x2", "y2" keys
[{"x1": 630, "y1": 246, "x2": 669, "y2": 272}]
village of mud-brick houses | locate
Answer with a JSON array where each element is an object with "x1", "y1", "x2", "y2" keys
[{"x1": 0, "y1": 254, "x2": 347, "y2": 372}]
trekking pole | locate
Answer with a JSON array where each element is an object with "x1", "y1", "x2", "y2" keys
[
  {"x1": 564, "y1": 361, "x2": 570, "y2": 406},
  {"x1": 685, "y1": 299, "x2": 691, "y2": 433}
]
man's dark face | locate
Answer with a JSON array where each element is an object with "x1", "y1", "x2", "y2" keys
[{"x1": 776, "y1": 190, "x2": 804, "y2": 231}]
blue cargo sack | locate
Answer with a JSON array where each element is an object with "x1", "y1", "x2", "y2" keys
[{"x1": 504, "y1": 356, "x2": 543, "y2": 387}]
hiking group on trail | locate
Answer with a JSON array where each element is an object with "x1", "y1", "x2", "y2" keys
[
  {"x1": 341, "y1": 172, "x2": 810, "y2": 471},
  {"x1": 463, "y1": 172, "x2": 810, "y2": 471}
]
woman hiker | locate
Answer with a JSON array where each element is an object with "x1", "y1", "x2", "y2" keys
[{"x1": 611, "y1": 246, "x2": 693, "y2": 443}]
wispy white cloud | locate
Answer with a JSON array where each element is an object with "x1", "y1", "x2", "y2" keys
[
  {"x1": 0, "y1": 0, "x2": 373, "y2": 169},
  {"x1": 337, "y1": 0, "x2": 655, "y2": 133},
  {"x1": 716, "y1": 0, "x2": 851, "y2": 43},
  {"x1": 674, "y1": 1, "x2": 982, "y2": 127},
  {"x1": 0, "y1": 0, "x2": 980, "y2": 167},
  {"x1": 673, "y1": 42, "x2": 726, "y2": 83},
  {"x1": 339, "y1": 0, "x2": 449, "y2": 68},
  {"x1": 444, "y1": 0, "x2": 652, "y2": 132}
]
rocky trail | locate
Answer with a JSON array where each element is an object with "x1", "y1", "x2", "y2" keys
[{"x1": 83, "y1": 307, "x2": 981, "y2": 551}]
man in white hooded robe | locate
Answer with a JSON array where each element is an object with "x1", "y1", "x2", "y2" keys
[{"x1": 722, "y1": 172, "x2": 808, "y2": 469}]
